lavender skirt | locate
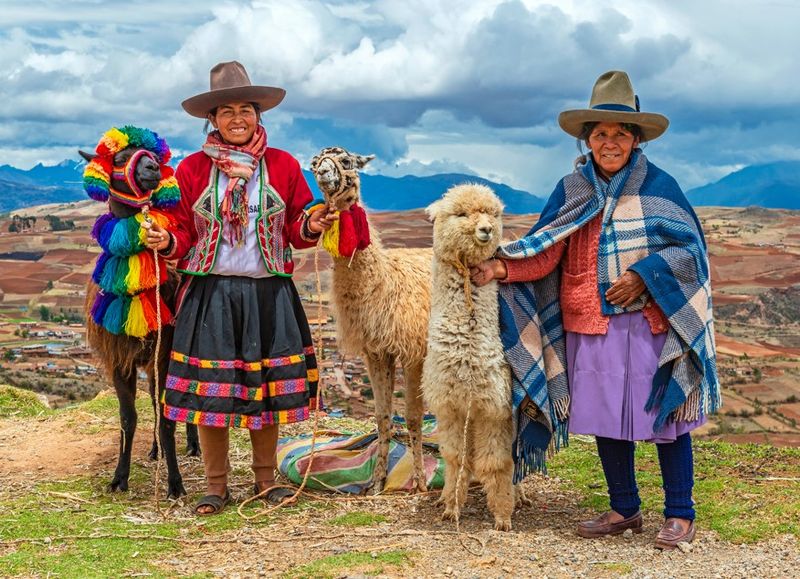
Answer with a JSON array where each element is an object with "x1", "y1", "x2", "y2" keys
[{"x1": 566, "y1": 312, "x2": 705, "y2": 443}]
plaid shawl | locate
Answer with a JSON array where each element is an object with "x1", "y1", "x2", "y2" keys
[{"x1": 498, "y1": 151, "x2": 721, "y2": 481}]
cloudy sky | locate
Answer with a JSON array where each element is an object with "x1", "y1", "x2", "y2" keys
[{"x1": 2, "y1": 0, "x2": 799, "y2": 196}]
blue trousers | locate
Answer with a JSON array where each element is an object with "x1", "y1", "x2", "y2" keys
[{"x1": 595, "y1": 433, "x2": 696, "y2": 520}]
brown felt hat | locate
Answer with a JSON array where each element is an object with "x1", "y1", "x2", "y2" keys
[
  {"x1": 181, "y1": 61, "x2": 286, "y2": 118},
  {"x1": 558, "y1": 70, "x2": 669, "y2": 142}
]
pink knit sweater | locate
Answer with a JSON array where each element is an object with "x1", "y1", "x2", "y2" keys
[{"x1": 501, "y1": 214, "x2": 668, "y2": 335}]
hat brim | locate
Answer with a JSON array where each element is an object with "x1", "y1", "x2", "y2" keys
[
  {"x1": 558, "y1": 109, "x2": 669, "y2": 142},
  {"x1": 181, "y1": 85, "x2": 286, "y2": 118}
]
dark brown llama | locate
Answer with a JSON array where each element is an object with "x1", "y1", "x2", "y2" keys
[{"x1": 79, "y1": 126, "x2": 198, "y2": 498}]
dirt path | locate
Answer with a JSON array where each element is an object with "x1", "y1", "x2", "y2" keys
[{"x1": 0, "y1": 405, "x2": 797, "y2": 578}]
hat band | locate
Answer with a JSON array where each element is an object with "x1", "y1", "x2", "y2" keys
[{"x1": 592, "y1": 103, "x2": 636, "y2": 112}]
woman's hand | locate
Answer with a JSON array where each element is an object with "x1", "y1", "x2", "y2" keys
[
  {"x1": 470, "y1": 258, "x2": 507, "y2": 287},
  {"x1": 307, "y1": 207, "x2": 339, "y2": 234},
  {"x1": 143, "y1": 220, "x2": 172, "y2": 252},
  {"x1": 605, "y1": 270, "x2": 646, "y2": 307}
]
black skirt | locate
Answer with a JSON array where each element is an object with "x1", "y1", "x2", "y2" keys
[{"x1": 163, "y1": 275, "x2": 318, "y2": 429}]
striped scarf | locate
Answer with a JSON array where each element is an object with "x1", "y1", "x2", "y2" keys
[
  {"x1": 498, "y1": 151, "x2": 720, "y2": 481},
  {"x1": 203, "y1": 125, "x2": 267, "y2": 246}
]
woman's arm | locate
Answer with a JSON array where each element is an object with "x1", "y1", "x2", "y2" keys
[{"x1": 471, "y1": 240, "x2": 567, "y2": 286}]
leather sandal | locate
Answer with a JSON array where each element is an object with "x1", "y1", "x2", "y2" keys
[
  {"x1": 577, "y1": 510, "x2": 643, "y2": 538},
  {"x1": 254, "y1": 483, "x2": 296, "y2": 504},
  {"x1": 655, "y1": 518, "x2": 695, "y2": 550},
  {"x1": 194, "y1": 489, "x2": 231, "y2": 516}
]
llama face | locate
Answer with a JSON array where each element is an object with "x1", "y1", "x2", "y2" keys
[
  {"x1": 113, "y1": 148, "x2": 161, "y2": 193},
  {"x1": 427, "y1": 183, "x2": 504, "y2": 266},
  {"x1": 310, "y1": 146, "x2": 375, "y2": 211}
]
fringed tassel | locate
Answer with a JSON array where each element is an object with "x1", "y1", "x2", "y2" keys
[
  {"x1": 672, "y1": 388, "x2": 701, "y2": 422},
  {"x1": 101, "y1": 295, "x2": 128, "y2": 335},
  {"x1": 350, "y1": 204, "x2": 371, "y2": 250},
  {"x1": 337, "y1": 210, "x2": 358, "y2": 257},
  {"x1": 92, "y1": 253, "x2": 110, "y2": 285},
  {"x1": 98, "y1": 255, "x2": 122, "y2": 293},
  {"x1": 124, "y1": 295, "x2": 149, "y2": 338},
  {"x1": 91, "y1": 291, "x2": 115, "y2": 325},
  {"x1": 139, "y1": 288, "x2": 172, "y2": 332},
  {"x1": 551, "y1": 395, "x2": 571, "y2": 423},
  {"x1": 91, "y1": 213, "x2": 114, "y2": 242},
  {"x1": 125, "y1": 252, "x2": 160, "y2": 294},
  {"x1": 322, "y1": 213, "x2": 342, "y2": 257}
]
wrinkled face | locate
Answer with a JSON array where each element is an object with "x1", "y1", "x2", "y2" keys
[
  {"x1": 310, "y1": 147, "x2": 375, "y2": 211},
  {"x1": 210, "y1": 101, "x2": 258, "y2": 146},
  {"x1": 113, "y1": 148, "x2": 160, "y2": 193},
  {"x1": 587, "y1": 122, "x2": 640, "y2": 179},
  {"x1": 428, "y1": 184, "x2": 504, "y2": 266}
]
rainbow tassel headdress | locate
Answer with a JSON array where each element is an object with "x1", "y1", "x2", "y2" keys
[{"x1": 83, "y1": 126, "x2": 181, "y2": 338}]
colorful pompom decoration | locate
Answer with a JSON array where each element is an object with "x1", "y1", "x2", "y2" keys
[{"x1": 305, "y1": 198, "x2": 371, "y2": 258}]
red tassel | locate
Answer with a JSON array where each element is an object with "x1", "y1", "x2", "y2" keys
[
  {"x1": 337, "y1": 210, "x2": 358, "y2": 257},
  {"x1": 350, "y1": 205, "x2": 371, "y2": 250},
  {"x1": 139, "y1": 288, "x2": 173, "y2": 332}
]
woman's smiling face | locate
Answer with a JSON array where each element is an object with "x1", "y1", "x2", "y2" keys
[
  {"x1": 209, "y1": 102, "x2": 258, "y2": 145},
  {"x1": 587, "y1": 122, "x2": 640, "y2": 179}
]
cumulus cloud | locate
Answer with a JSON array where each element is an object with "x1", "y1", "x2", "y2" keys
[{"x1": 1, "y1": 0, "x2": 799, "y2": 197}]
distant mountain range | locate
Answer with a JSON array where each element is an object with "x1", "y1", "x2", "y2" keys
[
  {"x1": 2, "y1": 158, "x2": 800, "y2": 214},
  {"x1": 0, "y1": 159, "x2": 544, "y2": 214},
  {"x1": 686, "y1": 160, "x2": 800, "y2": 209}
]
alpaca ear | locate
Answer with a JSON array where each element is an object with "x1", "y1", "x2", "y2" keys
[
  {"x1": 355, "y1": 154, "x2": 375, "y2": 169},
  {"x1": 78, "y1": 150, "x2": 95, "y2": 163},
  {"x1": 426, "y1": 199, "x2": 444, "y2": 222}
]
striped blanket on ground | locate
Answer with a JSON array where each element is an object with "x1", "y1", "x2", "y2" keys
[
  {"x1": 277, "y1": 416, "x2": 444, "y2": 493},
  {"x1": 498, "y1": 150, "x2": 720, "y2": 482}
]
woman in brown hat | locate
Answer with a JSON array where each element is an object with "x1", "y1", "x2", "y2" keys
[
  {"x1": 471, "y1": 71, "x2": 720, "y2": 549},
  {"x1": 144, "y1": 61, "x2": 336, "y2": 514}
]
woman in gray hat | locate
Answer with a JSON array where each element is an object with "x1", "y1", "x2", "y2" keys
[
  {"x1": 145, "y1": 61, "x2": 336, "y2": 515},
  {"x1": 471, "y1": 71, "x2": 720, "y2": 549}
]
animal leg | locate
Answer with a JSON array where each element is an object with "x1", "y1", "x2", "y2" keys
[
  {"x1": 515, "y1": 483, "x2": 533, "y2": 508},
  {"x1": 185, "y1": 423, "x2": 200, "y2": 457},
  {"x1": 473, "y1": 416, "x2": 515, "y2": 531},
  {"x1": 110, "y1": 369, "x2": 137, "y2": 493},
  {"x1": 403, "y1": 362, "x2": 427, "y2": 493},
  {"x1": 364, "y1": 351, "x2": 395, "y2": 494},
  {"x1": 437, "y1": 413, "x2": 472, "y2": 522},
  {"x1": 150, "y1": 326, "x2": 187, "y2": 499}
]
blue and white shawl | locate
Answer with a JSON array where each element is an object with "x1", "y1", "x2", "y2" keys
[{"x1": 498, "y1": 151, "x2": 721, "y2": 481}]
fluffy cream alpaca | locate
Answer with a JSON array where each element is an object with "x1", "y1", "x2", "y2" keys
[
  {"x1": 310, "y1": 147, "x2": 431, "y2": 493},
  {"x1": 423, "y1": 183, "x2": 516, "y2": 530}
]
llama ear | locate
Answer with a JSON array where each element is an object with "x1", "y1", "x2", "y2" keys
[
  {"x1": 426, "y1": 199, "x2": 444, "y2": 222},
  {"x1": 355, "y1": 154, "x2": 375, "y2": 169},
  {"x1": 78, "y1": 150, "x2": 95, "y2": 163}
]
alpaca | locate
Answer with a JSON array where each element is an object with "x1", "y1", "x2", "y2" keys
[
  {"x1": 309, "y1": 147, "x2": 431, "y2": 493},
  {"x1": 423, "y1": 183, "x2": 517, "y2": 531},
  {"x1": 79, "y1": 126, "x2": 198, "y2": 499}
]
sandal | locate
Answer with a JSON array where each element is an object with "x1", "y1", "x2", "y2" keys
[
  {"x1": 194, "y1": 489, "x2": 231, "y2": 516},
  {"x1": 254, "y1": 483, "x2": 296, "y2": 504}
]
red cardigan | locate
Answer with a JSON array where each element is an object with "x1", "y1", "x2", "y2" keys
[
  {"x1": 166, "y1": 149, "x2": 317, "y2": 276},
  {"x1": 501, "y1": 213, "x2": 668, "y2": 335}
]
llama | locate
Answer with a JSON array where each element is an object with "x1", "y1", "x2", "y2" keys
[
  {"x1": 423, "y1": 183, "x2": 517, "y2": 531},
  {"x1": 309, "y1": 147, "x2": 431, "y2": 493},
  {"x1": 80, "y1": 126, "x2": 198, "y2": 499}
]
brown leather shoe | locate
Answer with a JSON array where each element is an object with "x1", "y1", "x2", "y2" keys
[
  {"x1": 654, "y1": 518, "x2": 695, "y2": 550},
  {"x1": 576, "y1": 510, "x2": 643, "y2": 538}
]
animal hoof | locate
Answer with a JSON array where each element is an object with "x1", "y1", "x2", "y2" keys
[
  {"x1": 412, "y1": 476, "x2": 428, "y2": 494},
  {"x1": 167, "y1": 480, "x2": 187, "y2": 499},
  {"x1": 494, "y1": 519, "x2": 512, "y2": 532},
  {"x1": 442, "y1": 508, "x2": 459, "y2": 522},
  {"x1": 108, "y1": 478, "x2": 129, "y2": 493},
  {"x1": 515, "y1": 487, "x2": 533, "y2": 508},
  {"x1": 186, "y1": 441, "x2": 201, "y2": 457},
  {"x1": 148, "y1": 442, "x2": 159, "y2": 461},
  {"x1": 368, "y1": 479, "x2": 385, "y2": 496}
]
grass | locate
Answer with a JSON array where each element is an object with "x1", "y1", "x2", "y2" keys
[
  {"x1": 0, "y1": 383, "x2": 52, "y2": 418},
  {"x1": 550, "y1": 436, "x2": 800, "y2": 543},
  {"x1": 283, "y1": 550, "x2": 411, "y2": 579},
  {"x1": 325, "y1": 511, "x2": 389, "y2": 527}
]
